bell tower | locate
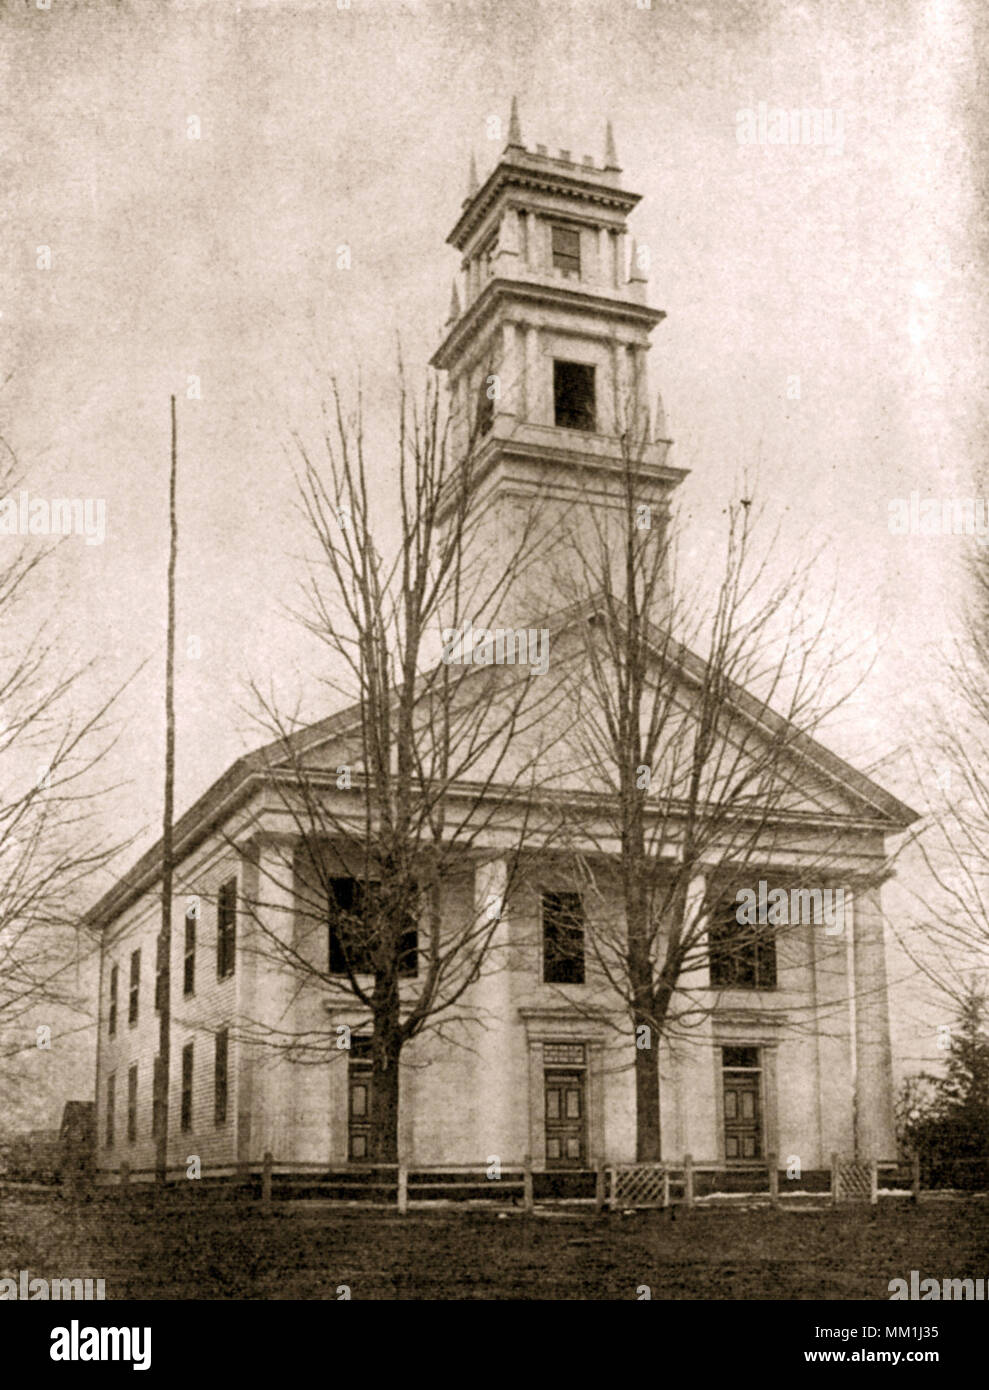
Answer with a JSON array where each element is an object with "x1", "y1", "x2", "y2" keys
[{"x1": 432, "y1": 100, "x2": 687, "y2": 620}]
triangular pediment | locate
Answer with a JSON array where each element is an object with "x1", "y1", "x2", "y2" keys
[{"x1": 259, "y1": 598, "x2": 916, "y2": 832}]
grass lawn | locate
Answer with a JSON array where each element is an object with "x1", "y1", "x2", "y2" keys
[{"x1": 2, "y1": 1191, "x2": 988, "y2": 1300}]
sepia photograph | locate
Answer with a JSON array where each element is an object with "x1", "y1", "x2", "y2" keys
[{"x1": 1, "y1": 0, "x2": 987, "y2": 1362}]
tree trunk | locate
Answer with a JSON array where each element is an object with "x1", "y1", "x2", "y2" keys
[
  {"x1": 370, "y1": 1041, "x2": 401, "y2": 1163},
  {"x1": 634, "y1": 1027, "x2": 662, "y2": 1162},
  {"x1": 625, "y1": 848, "x2": 660, "y2": 1162}
]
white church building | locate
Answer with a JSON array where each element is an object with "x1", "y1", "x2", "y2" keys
[{"x1": 89, "y1": 108, "x2": 916, "y2": 1187}]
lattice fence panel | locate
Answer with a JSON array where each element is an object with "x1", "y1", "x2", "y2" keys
[
  {"x1": 612, "y1": 1164, "x2": 667, "y2": 1208},
  {"x1": 836, "y1": 1161, "x2": 872, "y2": 1201}
]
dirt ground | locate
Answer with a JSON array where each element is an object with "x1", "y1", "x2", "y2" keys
[{"x1": 2, "y1": 1190, "x2": 987, "y2": 1300}]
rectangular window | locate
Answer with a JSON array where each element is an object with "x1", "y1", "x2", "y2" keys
[
  {"x1": 542, "y1": 891, "x2": 585, "y2": 984},
  {"x1": 551, "y1": 223, "x2": 581, "y2": 276},
  {"x1": 154, "y1": 933, "x2": 167, "y2": 1013},
  {"x1": 709, "y1": 897, "x2": 777, "y2": 989},
  {"x1": 128, "y1": 949, "x2": 140, "y2": 1025},
  {"x1": 184, "y1": 906, "x2": 196, "y2": 996},
  {"x1": 217, "y1": 878, "x2": 236, "y2": 979},
  {"x1": 180, "y1": 1042, "x2": 193, "y2": 1132},
  {"x1": 214, "y1": 1028, "x2": 228, "y2": 1126},
  {"x1": 127, "y1": 1064, "x2": 138, "y2": 1144},
  {"x1": 152, "y1": 1055, "x2": 163, "y2": 1139},
  {"x1": 328, "y1": 878, "x2": 418, "y2": 978},
  {"x1": 722, "y1": 1046, "x2": 763, "y2": 1160},
  {"x1": 105, "y1": 1073, "x2": 115, "y2": 1148},
  {"x1": 108, "y1": 964, "x2": 118, "y2": 1037},
  {"x1": 553, "y1": 360, "x2": 595, "y2": 431}
]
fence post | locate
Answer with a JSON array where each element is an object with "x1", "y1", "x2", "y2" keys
[
  {"x1": 261, "y1": 1151, "x2": 273, "y2": 1210},
  {"x1": 397, "y1": 1164, "x2": 408, "y2": 1215},
  {"x1": 523, "y1": 1155, "x2": 534, "y2": 1214},
  {"x1": 662, "y1": 1169, "x2": 670, "y2": 1209},
  {"x1": 684, "y1": 1154, "x2": 694, "y2": 1210},
  {"x1": 594, "y1": 1161, "x2": 606, "y2": 1213},
  {"x1": 911, "y1": 1152, "x2": 920, "y2": 1206},
  {"x1": 119, "y1": 1160, "x2": 130, "y2": 1188},
  {"x1": 869, "y1": 1158, "x2": 878, "y2": 1207},
  {"x1": 768, "y1": 1152, "x2": 779, "y2": 1208},
  {"x1": 831, "y1": 1151, "x2": 840, "y2": 1206},
  {"x1": 608, "y1": 1164, "x2": 617, "y2": 1213}
]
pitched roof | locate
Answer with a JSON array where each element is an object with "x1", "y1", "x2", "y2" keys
[{"x1": 83, "y1": 597, "x2": 918, "y2": 929}]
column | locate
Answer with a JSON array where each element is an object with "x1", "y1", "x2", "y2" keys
[
  {"x1": 524, "y1": 324, "x2": 540, "y2": 424},
  {"x1": 499, "y1": 320, "x2": 517, "y2": 422},
  {"x1": 472, "y1": 858, "x2": 516, "y2": 1163},
  {"x1": 524, "y1": 211, "x2": 536, "y2": 269},
  {"x1": 494, "y1": 208, "x2": 519, "y2": 276},
  {"x1": 628, "y1": 345, "x2": 647, "y2": 439},
  {"x1": 676, "y1": 873, "x2": 717, "y2": 1161},
  {"x1": 251, "y1": 837, "x2": 300, "y2": 1160},
  {"x1": 809, "y1": 887, "x2": 854, "y2": 1168},
  {"x1": 609, "y1": 339, "x2": 623, "y2": 435},
  {"x1": 530, "y1": 215, "x2": 545, "y2": 273},
  {"x1": 235, "y1": 844, "x2": 260, "y2": 1169},
  {"x1": 851, "y1": 882, "x2": 896, "y2": 1158},
  {"x1": 598, "y1": 227, "x2": 611, "y2": 289}
]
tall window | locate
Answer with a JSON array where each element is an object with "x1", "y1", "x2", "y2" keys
[
  {"x1": 128, "y1": 949, "x2": 140, "y2": 1025},
  {"x1": 217, "y1": 878, "x2": 236, "y2": 979},
  {"x1": 108, "y1": 964, "x2": 118, "y2": 1037},
  {"x1": 180, "y1": 1042, "x2": 194, "y2": 1132},
  {"x1": 553, "y1": 360, "x2": 595, "y2": 431},
  {"x1": 542, "y1": 891, "x2": 585, "y2": 984},
  {"x1": 105, "y1": 1073, "x2": 115, "y2": 1148},
  {"x1": 328, "y1": 878, "x2": 418, "y2": 978},
  {"x1": 154, "y1": 933, "x2": 167, "y2": 1013},
  {"x1": 475, "y1": 375, "x2": 495, "y2": 438},
  {"x1": 183, "y1": 905, "x2": 196, "y2": 996},
  {"x1": 214, "y1": 1028, "x2": 229, "y2": 1126},
  {"x1": 127, "y1": 1064, "x2": 138, "y2": 1144},
  {"x1": 722, "y1": 1046, "x2": 763, "y2": 1160},
  {"x1": 551, "y1": 223, "x2": 581, "y2": 276},
  {"x1": 709, "y1": 897, "x2": 777, "y2": 989}
]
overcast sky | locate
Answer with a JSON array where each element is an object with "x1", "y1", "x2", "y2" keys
[{"x1": 3, "y1": 0, "x2": 987, "y2": 993}]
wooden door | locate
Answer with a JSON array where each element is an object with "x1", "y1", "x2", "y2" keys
[
  {"x1": 544, "y1": 1069, "x2": 586, "y2": 1167},
  {"x1": 723, "y1": 1071, "x2": 762, "y2": 1159},
  {"x1": 348, "y1": 1040, "x2": 373, "y2": 1161}
]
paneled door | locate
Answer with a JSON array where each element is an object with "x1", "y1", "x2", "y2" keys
[
  {"x1": 348, "y1": 1038, "x2": 373, "y2": 1161},
  {"x1": 723, "y1": 1070, "x2": 762, "y2": 1159},
  {"x1": 544, "y1": 1069, "x2": 586, "y2": 1167}
]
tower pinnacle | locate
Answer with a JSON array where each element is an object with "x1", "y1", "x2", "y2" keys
[
  {"x1": 604, "y1": 119, "x2": 620, "y2": 171},
  {"x1": 507, "y1": 96, "x2": 523, "y2": 150},
  {"x1": 446, "y1": 279, "x2": 461, "y2": 325}
]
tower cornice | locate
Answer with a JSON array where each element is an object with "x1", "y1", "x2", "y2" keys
[
  {"x1": 431, "y1": 277, "x2": 664, "y2": 371},
  {"x1": 448, "y1": 153, "x2": 640, "y2": 252}
]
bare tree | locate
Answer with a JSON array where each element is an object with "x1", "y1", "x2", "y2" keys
[
  {"x1": 0, "y1": 444, "x2": 132, "y2": 1094},
  {"x1": 551, "y1": 381, "x2": 897, "y2": 1161},
  {"x1": 897, "y1": 542, "x2": 989, "y2": 1005},
  {"x1": 238, "y1": 364, "x2": 565, "y2": 1161}
]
